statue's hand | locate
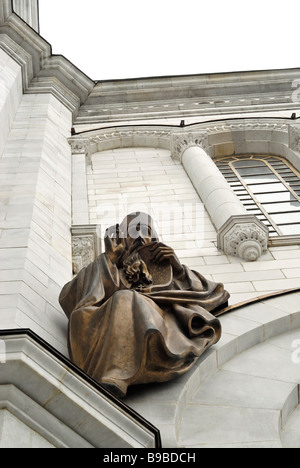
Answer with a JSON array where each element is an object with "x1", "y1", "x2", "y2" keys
[
  {"x1": 150, "y1": 242, "x2": 184, "y2": 276},
  {"x1": 104, "y1": 224, "x2": 126, "y2": 266}
]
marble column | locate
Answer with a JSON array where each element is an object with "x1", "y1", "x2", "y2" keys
[{"x1": 181, "y1": 145, "x2": 269, "y2": 261}]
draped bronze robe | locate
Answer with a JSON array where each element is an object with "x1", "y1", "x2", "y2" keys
[{"x1": 59, "y1": 253, "x2": 229, "y2": 398}]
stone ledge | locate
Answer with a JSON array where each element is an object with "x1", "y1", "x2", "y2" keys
[
  {"x1": 0, "y1": 5, "x2": 94, "y2": 119},
  {"x1": 76, "y1": 71, "x2": 300, "y2": 125},
  {"x1": 2, "y1": 1, "x2": 300, "y2": 126},
  {"x1": 0, "y1": 385, "x2": 86, "y2": 447},
  {"x1": 0, "y1": 330, "x2": 160, "y2": 448}
]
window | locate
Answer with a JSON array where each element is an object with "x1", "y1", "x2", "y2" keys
[{"x1": 215, "y1": 155, "x2": 300, "y2": 237}]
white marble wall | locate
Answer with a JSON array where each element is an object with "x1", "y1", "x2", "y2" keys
[
  {"x1": 0, "y1": 89, "x2": 72, "y2": 354},
  {"x1": 0, "y1": 409, "x2": 54, "y2": 448},
  {"x1": 0, "y1": 48, "x2": 23, "y2": 157}
]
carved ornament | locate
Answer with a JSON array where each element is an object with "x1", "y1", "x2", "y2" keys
[
  {"x1": 289, "y1": 124, "x2": 300, "y2": 152},
  {"x1": 217, "y1": 215, "x2": 269, "y2": 262},
  {"x1": 69, "y1": 138, "x2": 90, "y2": 155},
  {"x1": 170, "y1": 131, "x2": 209, "y2": 161},
  {"x1": 71, "y1": 225, "x2": 101, "y2": 275}
]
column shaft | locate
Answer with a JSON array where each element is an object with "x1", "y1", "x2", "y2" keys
[
  {"x1": 182, "y1": 146, "x2": 248, "y2": 229},
  {"x1": 182, "y1": 145, "x2": 269, "y2": 261}
]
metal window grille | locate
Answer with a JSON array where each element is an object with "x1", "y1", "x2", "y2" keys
[{"x1": 215, "y1": 155, "x2": 300, "y2": 238}]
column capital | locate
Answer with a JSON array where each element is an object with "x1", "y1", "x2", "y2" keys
[
  {"x1": 289, "y1": 123, "x2": 300, "y2": 153},
  {"x1": 170, "y1": 130, "x2": 209, "y2": 161},
  {"x1": 217, "y1": 215, "x2": 269, "y2": 262},
  {"x1": 69, "y1": 137, "x2": 90, "y2": 155},
  {"x1": 71, "y1": 225, "x2": 101, "y2": 276},
  {"x1": 69, "y1": 137, "x2": 92, "y2": 165}
]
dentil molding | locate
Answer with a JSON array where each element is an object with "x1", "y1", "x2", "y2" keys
[
  {"x1": 0, "y1": 5, "x2": 94, "y2": 117},
  {"x1": 69, "y1": 119, "x2": 292, "y2": 159}
]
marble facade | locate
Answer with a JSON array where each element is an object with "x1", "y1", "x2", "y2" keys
[{"x1": 0, "y1": 0, "x2": 300, "y2": 448}]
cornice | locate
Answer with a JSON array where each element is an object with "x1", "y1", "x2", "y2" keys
[
  {"x1": 75, "y1": 69, "x2": 300, "y2": 125},
  {"x1": 1, "y1": 1, "x2": 300, "y2": 126},
  {"x1": 0, "y1": 4, "x2": 94, "y2": 119}
]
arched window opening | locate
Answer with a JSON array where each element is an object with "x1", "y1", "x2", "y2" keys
[{"x1": 215, "y1": 155, "x2": 300, "y2": 238}]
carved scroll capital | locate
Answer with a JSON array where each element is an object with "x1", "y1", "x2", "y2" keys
[
  {"x1": 170, "y1": 131, "x2": 209, "y2": 161},
  {"x1": 289, "y1": 124, "x2": 300, "y2": 152},
  {"x1": 217, "y1": 215, "x2": 269, "y2": 262},
  {"x1": 69, "y1": 138, "x2": 90, "y2": 157},
  {"x1": 71, "y1": 225, "x2": 101, "y2": 275}
]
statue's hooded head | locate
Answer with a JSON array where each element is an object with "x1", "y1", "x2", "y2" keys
[{"x1": 119, "y1": 212, "x2": 159, "y2": 255}]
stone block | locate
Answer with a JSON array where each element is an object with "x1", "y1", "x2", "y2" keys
[
  {"x1": 225, "y1": 282, "x2": 256, "y2": 293},
  {"x1": 191, "y1": 370, "x2": 295, "y2": 411},
  {"x1": 179, "y1": 405, "x2": 280, "y2": 446},
  {"x1": 214, "y1": 142, "x2": 235, "y2": 157},
  {"x1": 253, "y1": 278, "x2": 300, "y2": 292},
  {"x1": 0, "y1": 92, "x2": 73, "y2": 352},
  {"x1": 223, "y1": 341, "x2": 299, "y2": 384},
  {"x1": 245, "y1": 140, "x2": 269, "y2": 154}
]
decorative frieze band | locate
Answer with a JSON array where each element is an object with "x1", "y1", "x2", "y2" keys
[
  {"x1": 68, "y1": 128, "x2": 171, "y2": 162},
  {"x1": 68, "y1": 119, "x2": 292, "y2": 162}
]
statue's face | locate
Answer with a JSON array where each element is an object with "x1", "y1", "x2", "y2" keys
[
  {"x1": 125, "y1": 222, "x2": 154, "y2": 254},
  {"x1": 119, "y1": 213, "x2": 158, "y2": 259}
]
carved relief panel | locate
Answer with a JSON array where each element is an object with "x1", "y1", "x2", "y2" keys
[{"x1": 71, "y1": 226, "x2": 101, "y2": 275}]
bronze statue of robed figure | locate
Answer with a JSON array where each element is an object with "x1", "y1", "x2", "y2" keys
[{"x1": 59, "y1": 212, "x2": 230, "y2": 398}]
